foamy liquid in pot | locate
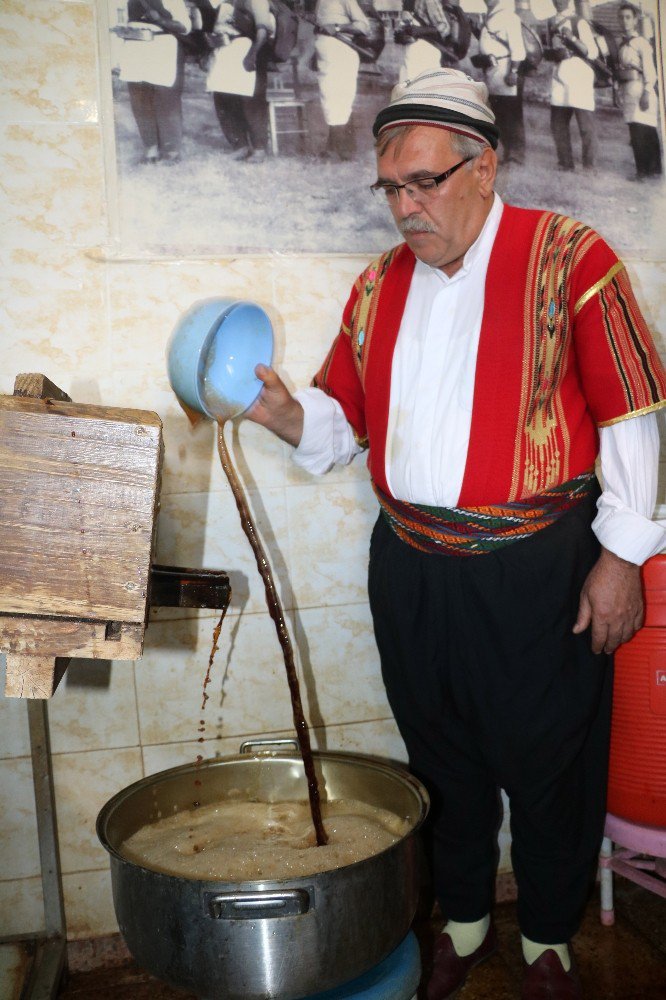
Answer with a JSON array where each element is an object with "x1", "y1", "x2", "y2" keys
[{"x1": 121, "y1": 798, "x2": 409, "y2": 881}]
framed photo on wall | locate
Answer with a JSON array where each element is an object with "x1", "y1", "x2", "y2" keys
[{"x1": 97, "y1": 0, "x2": 664, "y2": 256}]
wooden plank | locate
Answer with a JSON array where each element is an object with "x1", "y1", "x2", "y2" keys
[
  {"x1": 0, "y1": 617, "x2": 144, "y2": 660},
  {"x1": 4, "y1": 655, "x2": 69, "y2": 699},
  {"x1": 13, "y1": 373, "x2": 71, "y2": 402},
  {"x1": 0, "y1": 394, "x2": 162, "y2": 430},
  {"x1": 0, "y1": 396, "x2": 163, "y2": 622}
]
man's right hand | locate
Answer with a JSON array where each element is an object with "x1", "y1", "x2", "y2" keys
[{"x1": 246, "y1": 365, "x2": 304, "y2": 447}]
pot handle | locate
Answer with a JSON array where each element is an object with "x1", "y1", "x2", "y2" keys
[
  {"x1": 239, "y1": 738, "x2": 299, "y2": 755},
  {"x1": 205, "y1": 889, "x2": 311, "y2": 919}
]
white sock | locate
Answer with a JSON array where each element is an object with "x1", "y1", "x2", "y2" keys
[
  {"x1": 443, "y1": 915, "x2": 490, "y2": 958},
  {"x1": 521, "y1": 935, "x2": 571, "y2": 972}
]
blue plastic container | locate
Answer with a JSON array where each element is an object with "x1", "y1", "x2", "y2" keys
[
  {"x1": 166, "y1": 298, "x2": 273, "y2": 420},
  {"x1": 301, "y1": 932, "x2": 421, "y2": 1000}
]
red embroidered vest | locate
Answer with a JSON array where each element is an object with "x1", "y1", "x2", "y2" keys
[{"x1": 313, "y1": 205, "x2": 666, "y2": 505}]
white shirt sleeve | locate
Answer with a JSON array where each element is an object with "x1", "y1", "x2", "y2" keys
[
  {"x1": 166, "y1": 0, "x2": 192, "y2": 31},
  {"x1": 592, "y1": 412, "x2": 666, "y2": 565},
  {"x1": 576, "y1": 18, "x2": 599, "y2": 60},
  {"x1": 292, "y1": 387, "x2": 363, "y2": 475},
  {"x1": 506, "y1": 12, "x2": 527, "y2": 62}
]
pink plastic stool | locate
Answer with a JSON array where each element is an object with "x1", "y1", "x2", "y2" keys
[{"x1": 599, "y1": 813, "x2": 666, "y2": 926}]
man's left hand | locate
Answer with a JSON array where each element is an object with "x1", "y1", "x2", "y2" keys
[
  {"x1": 243, "y1": 51, "x2": 257, "y2": 71},
  {"x1": 573, "y1": 548, "x2": 644, "y2": 654}
]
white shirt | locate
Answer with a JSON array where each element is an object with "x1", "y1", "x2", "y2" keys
[
  {"x1": 118, "y1": 0, "x2": 191, "y2": 88},
  {"x1": 294, "y1": 196, "x2": 665, "y2": 565},
  {"x1": 480, "y1": 2, "x2": 526, "y2": 97},
  {"x1": 550, "y1": 8, "x2": 598, "y2": 111},
  {"x1": 385, "y1": 192, "x2": 502, "y2": 504}
]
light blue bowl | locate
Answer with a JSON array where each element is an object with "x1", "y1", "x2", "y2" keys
[{"x1": 166, "y1": 298, "x2": 274, "y2": 420}]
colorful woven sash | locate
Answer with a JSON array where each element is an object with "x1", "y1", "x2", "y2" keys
[{"x1": 374, "y1": 471, "x2": 597, "y2": 556}]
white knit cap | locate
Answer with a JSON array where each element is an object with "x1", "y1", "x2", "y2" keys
[{"x1": 373, "y1": 68, "x2": 499, "y2": 149}]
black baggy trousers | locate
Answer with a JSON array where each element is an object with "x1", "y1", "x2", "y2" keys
[{"x1": 368, "y1": 491, "x2": 612, "y2": 943}]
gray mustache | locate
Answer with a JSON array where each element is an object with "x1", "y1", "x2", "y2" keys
[{"x1": 399, "y1": 217, "x2": 437, "y2": 234}]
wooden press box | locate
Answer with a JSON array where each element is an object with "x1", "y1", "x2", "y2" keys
[{"x1": 0, "y1": 374, "x2": 163, "y2": 699}]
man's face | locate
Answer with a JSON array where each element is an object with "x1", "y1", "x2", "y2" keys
[
  {"x1": 375, "y1": 126, "x2": 495, "y2": 275},
  {"x1": 618, "y1": 8, "x2": 637, "y2": 31},
  {"x1": 553, "y1": 0, "x2": 570, "y2": 13}
]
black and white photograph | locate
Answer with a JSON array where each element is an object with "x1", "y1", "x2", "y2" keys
[{"x1": 101, "y1": 0, "x2": 665, "y2": 255}]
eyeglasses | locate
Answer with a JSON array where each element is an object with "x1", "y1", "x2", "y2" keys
[{"x1": 370, "y1": 157, "x2": 475, "y2": 203}]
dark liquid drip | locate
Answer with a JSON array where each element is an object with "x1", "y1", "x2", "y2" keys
[
  {"x1": 216, "y1": 420, "x2": 328, "y2": 847},
  {"x1": 194, "y1": 606, "x2": 229, "y2": 797},
  {"x1": 202, "y1": 611, "x2": 228, "y2": 713}
]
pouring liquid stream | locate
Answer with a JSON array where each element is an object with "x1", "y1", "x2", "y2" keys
[{"x1": 216, "y1": 420, "x2": 328, "y2": 847}]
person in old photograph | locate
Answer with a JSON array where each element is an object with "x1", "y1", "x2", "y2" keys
[
  {"x1": 117, "y1": 0, "x2": 192, "y2": 163},
  {"x1": 313, "y1": 0, "x2": 370, "y2": 160},
  {"x1": 205, "y1": 0, "x2": 273, "y2": 163},
  {"x1": 616, "y1": 2, "x2": 662, "y2": 181},
  {"x1": 394, "y1": 0, "x2": 452, "y2": 82},
  {"x1": 478, "y1": 0, "x2": 526, "y2": 164},
  {"x1": 546, "y1": 0, "x2": 598, "y2": 172},
  {"x1": 246, "y1": 67, "x2": 666, "y2": 1000}
]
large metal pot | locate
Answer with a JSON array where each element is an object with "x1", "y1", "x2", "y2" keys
[{"x1": 97, "y1": 745, "x2": 429, "y2": 1000}]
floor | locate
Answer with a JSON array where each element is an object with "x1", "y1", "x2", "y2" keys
[{"x1": 48, "y1": 878, "x2": 665, "y2": 1000}]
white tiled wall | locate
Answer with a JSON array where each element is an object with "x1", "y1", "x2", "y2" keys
[{"x1": 1, "y1": 0, "x2": 664, "y2": 943}]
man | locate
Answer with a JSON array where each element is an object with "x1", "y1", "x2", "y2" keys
[
  {"x1": 248, "y1": 69, "x2": 666, "y2": 1000},
  {"x1": 118, "y1": 0, "x2": 192, "y2": 163},
  {"x1": 617, "y1": 2, "x2": 662, "y2": 181},
  {"x1": 395, "y1": 0, "x2": 453, "y2": 82},
  {"x1": 477, "y1": 0, "x2": 526, "y2": 164},
  {"x1": 313, "y1": 0, "x2": 370, "y2": 160},
  {"x1": 205, "y1": 0, "x2": 273, "y2": 163},
  {"x1": 547, "y1": 0, "x2": 598, "y2": 171}
]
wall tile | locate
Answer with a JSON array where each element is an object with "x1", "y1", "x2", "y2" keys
[
  {"x1": 295, "y1": 602, "x2": 392, "y2": 729},
  {"x1": 63, "y1": 868, "x2": 119, "y2": 939},
  {"x1": 0, "y1": 757, "x2": 41, "y2": 879},
  {"x1": 0, "y1": 876, "x2": 43, "y2": 938},
  {"x1": 141, "y1": 729, "x2": 295, "y2": 776},
  {"x1": 135, "y1": 612, "x2": 298, "y2": 746},
  {"x1": 106, "y1": 257, "x2": 278, "y2": 367},
  {"x1": 272, "y1": 255, "x2": 372, "y2": 372},
  {"x1": 311, "y1": 718, "x2": 407, "y2": 764},
  {"x1": 0, "y1": 247, "x2": 108, "y2": 389},
  {"x1": 1, "y1": 124, "x2": 105, "y2": 250},
  {"x1": 52, "y1": 747, "x2": 143, "y2": 873},
  {"x1": 287, "y1": 479, "x2": 378, "y2": 608},
  {"x1": 0, "y1": 0, "x2": 97, "y2": 126},
  {"x1": 155, "y1": 484, "x2": 292, "y2": 614},
  {"x1": 48, "y1": 660, "x2": 140, "y2": 755}
]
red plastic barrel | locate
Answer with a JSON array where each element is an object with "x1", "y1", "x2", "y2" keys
[{"x1": 607, "y1": 555, "x2": 666, "y2": 826}]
